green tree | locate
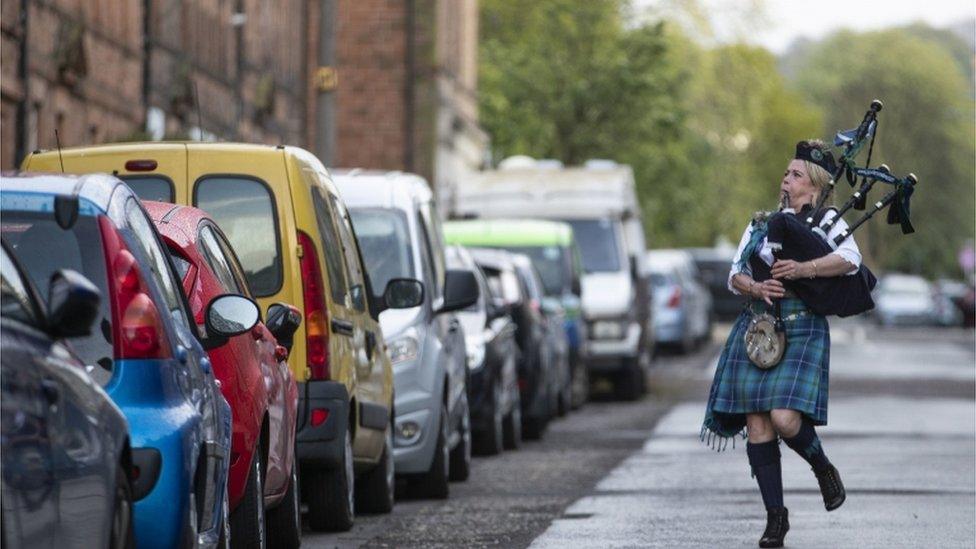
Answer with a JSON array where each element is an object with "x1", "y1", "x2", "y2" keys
[
  {"x1": 789, "y1": 28, "x2": 976, "y2": 277},
  {"x1": 480, "y1": 1, "x2": 820, "y2": 248}
]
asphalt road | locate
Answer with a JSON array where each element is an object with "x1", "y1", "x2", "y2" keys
[{"x1": 303, "y1": 320, "x2": 976, "y2": 548}]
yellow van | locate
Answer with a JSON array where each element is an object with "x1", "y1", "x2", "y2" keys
[{"x1": 23, "y1": 142, "x2": 404, "y2": 531}]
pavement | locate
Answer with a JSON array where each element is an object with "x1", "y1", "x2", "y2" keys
[{"x1": 530, "y1": 322, "x2": 976, "y2": 548}]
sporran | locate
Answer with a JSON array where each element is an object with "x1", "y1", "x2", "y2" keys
[{"x1": 743, "y1": 311, "x2": 786, "y2": 370}]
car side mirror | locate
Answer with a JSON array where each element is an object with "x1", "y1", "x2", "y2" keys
[
  {"x1": 380, "y1": 278, "x2": 425, "y2": 312},
  {"x1": 47, "y1": 269, "x2": 101, "y2": 338},
  {"x1": 438, "y1": 269, "x2": 479, "y2": 314},
  {"x1": 266, "y1": 302, "x2": 302, "y2": 353},
  {"x1": 203, "y1": 294, "x2": 259, "y2": 350}
]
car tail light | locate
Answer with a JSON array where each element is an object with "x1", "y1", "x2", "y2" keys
[
  {"x1": 666, "y1": 286, "x2": 682, "y2": 308},
  {"x1": 125, "y1": 159, "x2": 158, "y2": 171},
  {"x1": 98, "y1": 215, "x2": 172, "y2": 359},
  {"x1": 298, "y1": 230, "x2": 330, "y2": 379},
  {"x1": 311, "y1": 408, "x2": 329, "y2": 427}
]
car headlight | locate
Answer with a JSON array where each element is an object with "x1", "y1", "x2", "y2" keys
[
  {"x1": 388, "y1": 334, "x2": 419, "y2": 364},
  {"x1": 465, "y1": 337, "x2": 486, "y2": 371},
  {"x1": 591, "y1": 319, "x2": 626, "y2": 340}
]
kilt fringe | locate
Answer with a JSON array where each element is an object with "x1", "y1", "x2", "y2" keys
[{"x1": 699, "y1": 421, "x2": 746, "y2": 452}]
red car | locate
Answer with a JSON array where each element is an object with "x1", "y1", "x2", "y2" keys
[{"x1": 144, "y1": 201, "x2": 301, "y2": 547}]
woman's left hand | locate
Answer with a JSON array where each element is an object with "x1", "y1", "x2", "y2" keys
[{"x1": 771, "y1": 259, "x2": 813, "y2": 280}]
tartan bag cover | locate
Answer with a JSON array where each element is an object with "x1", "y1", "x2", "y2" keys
[{"x1": 701, "y1": 298, "x2": 830, "y2": 449}]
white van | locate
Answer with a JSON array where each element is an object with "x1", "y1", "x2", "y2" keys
[{"x1": 453, "y1": 157, "x2": 652, "y2": 400}]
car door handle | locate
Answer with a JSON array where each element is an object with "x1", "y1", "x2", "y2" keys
[{"x1": 331, "y1": 319, "x2": 354, "y2": 337}]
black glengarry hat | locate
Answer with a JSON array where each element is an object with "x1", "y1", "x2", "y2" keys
[{"x1": 795, "y1": 140, "x2": 837, "y2": 175}]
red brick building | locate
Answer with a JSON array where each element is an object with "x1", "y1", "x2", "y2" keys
[
  {"x1": 335, "y1": 0, "x2": 487, "y2": 199},
  {"x1": 2, "y1": 0, "x2": 487, "y2": 198}
]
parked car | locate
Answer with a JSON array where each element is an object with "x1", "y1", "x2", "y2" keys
[
  {"x1": 453, "y1": 158, "x2": 653, "y2": 401},
  {"x1": 145, "y1": 201, "x2": 302, "y2": 547},
  {"x1": 443, "y1": 218, "x2": 588, "y2": 410},
  {"x1": 1, "y1": 240, "x2": 135, "y2": 548},
  {"x1": 687, "y1": 246, "x2": 746, "y2": 321},
  {"x1": 1, "y1": 173, "x2": 233, "y2": 548},
  {"x1": 874, "y1": 273, "x2": 937, "y2": 326},
  {"x1": 933, "y1": 278, "x2": 967, "y2": 327},
  {"x1": 510, "y1": 252, "x2": 569, "y2": 420},
  {"x1": 334, "y1": 170, "x2": 478, "y2": 498},
  {"x1": 445, "y1": 245, "x2": 520, "y2": 455},
  {"x1": 645, "y1": 249, "x2": 713, "y2": 353},
  {"x1": 24, "y1": 143, "x2": 398, "y2": 531},
  {"x1": 468, "y1": 248, "x2": 555, "y2": 439}
]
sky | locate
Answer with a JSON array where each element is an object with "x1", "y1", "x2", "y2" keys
[{"x1": 635, "y1": 0, "x2": 976, "y2": 54}]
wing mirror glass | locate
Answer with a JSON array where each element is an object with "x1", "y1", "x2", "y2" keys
[
  {"x1": 205, "y1": 294, "x2": 259, "y2": 339},
  {"x1": 383, "y1": 278, "x2": 425, "y2": 310},
  {"x1": 47, "y1": 269, "x2": 101, "y2": 338}
]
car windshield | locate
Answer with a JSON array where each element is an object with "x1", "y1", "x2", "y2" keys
[
  {"x1": 564, "y1": 218, "x2": 621, "y2": 273},
  {"x1": 349, "y1": 208, "x2": 416, "y2": 295},
  {"x1": 1, "y1": 210, "x2": 115, "y2": 386},
  {"x1": 500, "y1": 245, "x2": 565, "y2": 296}
]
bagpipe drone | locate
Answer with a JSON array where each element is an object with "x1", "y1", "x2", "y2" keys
[{"x1": 764, "y1": 100, "x2": 919, "y2": 317}]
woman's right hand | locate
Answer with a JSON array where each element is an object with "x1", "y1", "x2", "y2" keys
[{"x1": 752, "y1": 279, "x2": 785, "y2": 306}]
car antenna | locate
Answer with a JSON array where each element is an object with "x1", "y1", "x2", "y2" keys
[
  {"x1": 193, "y1": 80, "x2": 204, "y2": 141},
  {"x1": 55, "y1": 128, "x2": 65, "y2": 173},
  {"x1": 52, "y1": 128, "x2": 80, "y2": 229}
]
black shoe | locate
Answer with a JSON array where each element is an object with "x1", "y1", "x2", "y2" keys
[
  {"x1": 816, "y1": 464, "x2": 846, "y2": 511},
  {"x1": 759, "y1": 506, "x2": 789, "y2": 548}
]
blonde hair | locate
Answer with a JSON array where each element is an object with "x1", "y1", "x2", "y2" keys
[{"x1": 800, "y1": 139, "x2": 834, "y2": 207}]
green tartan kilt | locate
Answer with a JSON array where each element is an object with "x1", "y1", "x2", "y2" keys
[{"x1": 702, "y1": 298, "x2": 830, "y2": 443}]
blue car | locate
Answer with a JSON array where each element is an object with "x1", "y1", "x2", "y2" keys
[
  {"x1": 1, "y1": 240, "x2": 135, "y2": 548},
  {"x1": 1, "y1": 173, "x2": 237, "y2": 548}
]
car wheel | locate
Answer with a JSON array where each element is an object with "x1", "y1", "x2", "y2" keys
[
  {"x1": 415, "y1": 403, "x2": 450, "y2": 499},
  {"x1": 503, "y1": 387, "x2": 522, "y2": 450},
  {"x1": 449, "y1": 396, "x2": 472, "y2": 482},
  {"x1": 474, "y1": 380, "x2": 504, "y2": 456},
  {"x1": 266, "y1": 461, "x2": 301, "y2": 549},
  {"x1": 355, "y1": 424, "x2": 395, "y2": 514},
  {"x1": 109, "y1": 463, "x2": 135, "y2": 549},
  {"x1": 305, "y1": 427, "x2": 355, "y2": 531},
  {"x1": 230, "y1": 449, "x2": 267, "y2": 548}
]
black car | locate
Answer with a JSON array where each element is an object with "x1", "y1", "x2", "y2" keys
[
  {"x1": 688, "y1": 247, "x2": 745, "y2": 321},
  {"x1": 1, "y1": 239, "x2": 135, "y2": 548},
  {"x1": 446, "y1": 245, "x2": 521, "y2": 455},
  {"x1": 468, "y1": 248, "x2": 554, "y2": 440}
]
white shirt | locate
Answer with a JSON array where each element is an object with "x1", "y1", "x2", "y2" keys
[{"x1": 728, "y1": 209, "x2": 862, "y2": 295}]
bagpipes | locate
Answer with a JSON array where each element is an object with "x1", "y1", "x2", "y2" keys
[{"x1": 765, "y1": 100, "x2": 919, "y2": 317}]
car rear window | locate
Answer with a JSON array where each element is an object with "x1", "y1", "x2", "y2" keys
[
  {"x1": 194, "y1": 177, "x2": 281, "y2": 297},
  {"x1": 122, "y1": 176, "x2": 174, "y2": 202},
  {"x1": 1, "y1": 210, "x2": 115, "y2": 386}
]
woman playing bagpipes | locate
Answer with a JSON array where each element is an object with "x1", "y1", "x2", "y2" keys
[{"x1": 702, "y1": 139, "x2": 859, "y2": 548}]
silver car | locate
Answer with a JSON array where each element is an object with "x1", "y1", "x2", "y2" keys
[
  {"x1": 645, "y1": 249, "x2": 713, "y2": 353},
  {"x1": 335, "y1": 170, "x2": 477, "y2": 499}
]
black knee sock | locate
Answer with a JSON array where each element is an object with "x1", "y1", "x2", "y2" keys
[
  {"x1": 782, "y1": 419, "x2": 831, "y2": 473},
  {"x1": 747, "y1": 440, "x2": 784, "y2": 510}
]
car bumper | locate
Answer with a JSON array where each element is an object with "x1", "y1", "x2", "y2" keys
[
  {"x1": 295, "y1": 380, "x2": 350, "y2": 470},
  {"x1": 585, "y1": 322, "x2": 641, "y2": 372}
]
